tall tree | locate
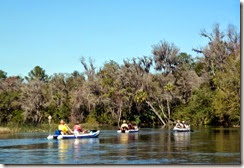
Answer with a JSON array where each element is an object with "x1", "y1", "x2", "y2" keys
[
  {"x1": 21, "y1": 79, "x2": 49, "y2": 125},
  {"x1": 26, "y1": 66, "x2": 48, "y2": 82},
  {"x1": 153, "y1": 41, "x2": 180, "y2": 75},
  {"x1": 48, "y1": 73, "x2": 71, "y2": 122},
  {"x1": 0, "y1": 77, "x2": 23, "y2": 124},
  {"x1": 0, "y1": 70, "x2": 7, "y2": 80}
]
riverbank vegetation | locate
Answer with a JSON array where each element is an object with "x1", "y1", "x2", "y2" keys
[
  {"x1": 0, "y1": 123, "x2": 99, "y2": 133},
  {"x1": 0, "y1": 127, "x2": 10, "y2": 134},
  {"x1": 0, "y1": 24, "x2": 240, "y2": 128}
]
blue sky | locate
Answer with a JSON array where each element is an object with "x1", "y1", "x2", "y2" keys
[{"x1": 0, "y1": 0, "x2": 240, "y2": 77}]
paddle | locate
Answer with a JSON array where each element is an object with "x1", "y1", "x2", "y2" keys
[
  {"x1": 64, "y1": 123, "x2": 74, "y2": 134},
  {"x1": 65, "y1": 123, "x2": 80, "y2": 138}
]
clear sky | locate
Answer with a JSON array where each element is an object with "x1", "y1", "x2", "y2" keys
[{"x1": 0, "y1": 0, "x2": 240, "y2": 77}]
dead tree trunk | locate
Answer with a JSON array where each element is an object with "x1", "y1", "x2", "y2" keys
[
  {"x1": 146, "y1": 101, "x2": 166, "y2": 126},
  {"x1": 166, "y1": 98, "x2": 171, "y2": 120},
  {"x1": 159, "y1": 105, "x2": 169, "y2": 121},
  {"x1": 117, "y1": 101, "x2": 122, "y2": 128}
]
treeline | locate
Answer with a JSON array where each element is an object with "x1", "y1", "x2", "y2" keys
[{"x1": 0, "y1": 24, "x2": 240, "y2": 127}]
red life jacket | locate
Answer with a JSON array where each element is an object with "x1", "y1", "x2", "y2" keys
[{"x1": 74, "y1": 125, "x2": 82, "y2": 132}]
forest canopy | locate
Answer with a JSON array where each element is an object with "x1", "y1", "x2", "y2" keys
[{"x1": 0, "y1": 24, "x2": 240, "y2": 127}]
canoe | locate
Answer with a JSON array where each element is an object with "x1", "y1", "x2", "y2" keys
[
  {"x1": 47, "y1": 130, "x2": 100, "y2": 140},
  {"x1": 117, "y1": 128, "x2": 139, "y2": 133},
  {"x1": 173, "y1": 126, "x2": 191, "y2": 132}
]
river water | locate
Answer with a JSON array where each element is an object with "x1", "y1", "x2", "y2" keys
[{"x1": 0, "y1": 126, "x2": 240, "y2": 164}]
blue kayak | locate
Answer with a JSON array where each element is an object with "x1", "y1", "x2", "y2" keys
[{"x1": 47, "y1": 130, "x2": 100, "y2": 140}]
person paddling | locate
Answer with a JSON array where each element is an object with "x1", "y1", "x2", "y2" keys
[
  {"x1": 58, "y1": 120, "x2": 72, "y2": 135},
  {"x1": 120, "y1": 120, "x2": 129, "y2": 131},
  {"x1": 176, "y1": 120, "x2": 183, "y2": 128}
]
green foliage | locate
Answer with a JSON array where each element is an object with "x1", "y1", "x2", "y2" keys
[
  {"x1": 173, "y1": 87, "x2": 214, "y2": 125},
  {"x1": 46, "y1": 103, "x2": 71, "y2": 123},
  {"x1": 173, "y1": 85, "x2": 214, "y2": 125},
  {"x1": 212, "y1": 54, "x2": 240, "y2": 125},
  {"x1": 164, "y1": 82, "x2": 174, "y2": 91},
  {"x1": 134, "y1": 90, "x2": 148, "y2": 103},
  {"x1": 177, "y1": 52, "x2": 194, "y2": 67},
  {"x1": 86, "y1": 112, "x2": 98, "y2": 125},
  {"x1": 0, "y1": 70, "x2": 7, "y2": 80},
  {"x1": 174, "y1": 53, "x2": 240, "y2": 126},
  {"x1": 194, "y1": 61, "x2": 205, "y2": 76},
  {"x1": 94, "y1": 104, "x2": 114, "y2": 124},
  {"x1": 0, "y1": 91, "x2": 22, "y2": 124},
  {"x1": 134, "y1": 115, "x2": 141, "y2": 125},
  {"x1": 97, "y1": 112, "x2": 114, "y2": 125},
  {"x1": 11, "y1": 109, "x2": 24, "y2": 124},
  {"x1": 26, "y1": 66, "x2": 48, "y2": 82}
]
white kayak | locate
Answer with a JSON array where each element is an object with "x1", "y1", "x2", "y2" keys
[
  {"x1": 173, "y1": 125, "x2": 191, "y2": 132},
  {"x1": 117, "y1": 128, "x2": 139, "y2": 133},
  {"x1": 47, "y1": 130, "x2": 100, "y2": 140}
]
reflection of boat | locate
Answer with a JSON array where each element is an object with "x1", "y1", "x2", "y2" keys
[
  {"x1": 47, "y1": 130, "x2": 100, "y2": 140},
  {"x1": 173, "y1": 126, "x2": 191, "y2": 132},
  {"x1": 118, "y1": 132, "x2": 138, "y2": 144},
  {"x1": 117, "y1": 128, "x2": 139, "y2": 133},
  {"x1": 74, "y1": 138, "x2": 100, "y2": 145},
  {"x1": 173, "y1": 131, "x2": 191, "y2": 148},
  {"x1": 58, "y1": 139, "x2": 69, "y2": 162}
]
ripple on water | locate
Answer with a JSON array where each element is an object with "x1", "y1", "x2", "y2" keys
[{"x1": 0, "y1": 128, "x2": 241, "y2": 164}]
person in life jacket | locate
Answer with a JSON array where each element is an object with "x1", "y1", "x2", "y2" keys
[
  {"x1": 58, "y1": 120, "x2": 69, "y2": 135},
  {"x1": 73, "y1": 121, "x2": 83, "y2": 135}
]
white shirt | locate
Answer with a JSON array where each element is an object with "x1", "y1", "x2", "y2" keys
[{"x1": 121, "y1": 123, "x2": 128, "y2": 128}]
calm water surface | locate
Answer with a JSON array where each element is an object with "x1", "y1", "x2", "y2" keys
[{"x1": 0, "y1": 127, "x2": 240, "y2": 164}]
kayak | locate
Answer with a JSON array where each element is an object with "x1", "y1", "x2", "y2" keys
[
  {"x1": 173, "y1": 126, "x2": 191, "y2": 132},
  {"x1": 117, "y1": 128, "x2": 139, "y2": 133},
  {"x1": 47, "y1": 130, "x2": 100, "y2": 140}
]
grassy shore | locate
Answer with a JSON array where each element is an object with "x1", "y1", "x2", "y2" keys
[
  {"x1": 0, "y1": 127, "x2": 11, "y2": 134},
  {"x1": 0, "y1": 122, "x2": 100, "y2": 134}
]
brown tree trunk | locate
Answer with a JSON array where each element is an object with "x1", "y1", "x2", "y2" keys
[{"x1": 146, "y1": 101, "x2": 166, "y2": 126}]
